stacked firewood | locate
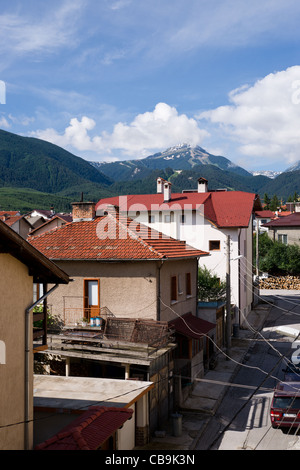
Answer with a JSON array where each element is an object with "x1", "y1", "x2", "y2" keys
[{"x1": 259, "y1": 275, "x2": 300, "y2": 290}]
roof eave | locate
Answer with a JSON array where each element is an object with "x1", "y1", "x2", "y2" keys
[{"x1": 0, "y1": 220, "x2": 69, "y2": 285}]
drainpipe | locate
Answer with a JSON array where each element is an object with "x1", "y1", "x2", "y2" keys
[
  {"x1": 157, "y1": 260, "x2": 164, "y2": 321},
  {"x1": 24, "y1": 283, "x2": 59, "y2": 450}
]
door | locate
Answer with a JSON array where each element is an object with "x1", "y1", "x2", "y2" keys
[{"x1": 84, "y1": 279, "x2": 100, "y2": 319}]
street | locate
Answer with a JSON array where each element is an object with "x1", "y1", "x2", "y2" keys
[{"x1": 195, "y1": 290, "x2": 300, "y2": 450}]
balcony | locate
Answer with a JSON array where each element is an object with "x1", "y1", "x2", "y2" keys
[{"x1": 33, "y1": 295, "x2": 176, "y2": 364}]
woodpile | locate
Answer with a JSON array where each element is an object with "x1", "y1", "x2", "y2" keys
[{"x1": 259, "y1": 275, "x2": 300, "y2": 290}]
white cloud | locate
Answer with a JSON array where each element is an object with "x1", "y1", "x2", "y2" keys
[
  {"x1": 197, "y1": 66, "x2": 300, "y2": 169},
  {"x1": 0, "y1": 1, "x2": 84, "y2": 56},
  {"x1": 32, "y1": 103, "x2": 210, "y2": 159},
  {"x1": 0, "y1": 116, "x2": 10, "y2": 128}
]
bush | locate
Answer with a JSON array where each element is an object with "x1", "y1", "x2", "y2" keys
[
  {"x1": 33, "y1": 305, "x2": 63, "y2": 331},
  {"x1": 259, "y1": 236, "x2": 300, "y2": 275},
  {"x1": 198, "y1": 266, "x2": 226, "y2": 302}
]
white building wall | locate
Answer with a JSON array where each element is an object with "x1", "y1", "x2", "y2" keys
[{"x1": 127, "y1": 207, "x2": 252, "y2": 314}]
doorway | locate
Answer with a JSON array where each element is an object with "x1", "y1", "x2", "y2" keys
[{"x1": 84, "y1": 279, "x2": 100, "y2": 319}]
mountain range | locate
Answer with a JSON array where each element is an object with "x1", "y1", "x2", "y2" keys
[
  {"x1": 90, "y1": 143, "x2": 251, "y2": 181},
  {"x1": 0, "y1": 129, "x2": 299, "y2": 212},
  {"x1": 90, "y1": 143, "x2": 300, "y2": 201}
]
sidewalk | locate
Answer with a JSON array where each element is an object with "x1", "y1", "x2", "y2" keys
[{"x1": 135, "y1": 299, "x2": 272, "y2": 450}]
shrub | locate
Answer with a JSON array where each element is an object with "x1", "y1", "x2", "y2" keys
[{"x1": 198, "y1": 266, "x2": 226, "y2": 302}]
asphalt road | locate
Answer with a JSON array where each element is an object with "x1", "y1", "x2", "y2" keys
[{"x1": 195, "y1": 290, "x2": 300, "y2": 450}]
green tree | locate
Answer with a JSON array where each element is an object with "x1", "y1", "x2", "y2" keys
[
  {"x1": 263, "y1": 193, "x2": 271, "y2": 209},
  {"x1": 259, "y1": 238, "x2": 300, "y2": 275},
  {"x1": 269, "y1": 194, "x2": 280, "y2": 211},
  {"x1": 198, "y1": 266, "x2": 226, "y2": 302}
]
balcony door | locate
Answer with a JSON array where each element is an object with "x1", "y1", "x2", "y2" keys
[{"x1": 84, "y1": 279, "x2": 100, "y2": 319}]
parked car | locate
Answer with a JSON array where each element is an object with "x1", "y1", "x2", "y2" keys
[
  {"x1": 270, "y1": 381, "x2": 300, "y2": 429},
  {"x1": 282, "y1": 363, "x2": 300, "y2": 382}
]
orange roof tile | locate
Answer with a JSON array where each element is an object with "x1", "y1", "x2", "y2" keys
[
  {"x1": 35, "y1": 406, "x2": 133, "y2": 450},
  {"x1": 29, "y1": 213, "x2": 208, "y2": 261}
]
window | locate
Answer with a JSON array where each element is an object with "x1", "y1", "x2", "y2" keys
[
  {"x1": 192, "y1": 210, "x2": 197, "y2": 225},
  {"x1": 178, "y1": 274, "x2": 183, "y2": 294},
  {"x1": 148, "y1": 214, "x2": 155, "y2": 223},
  {"x1": 186, "y1": 272, "x2": 192, "y2": 296},
  {"x1": 209, "y1": 240, "x2": 220, "y2": 251},
  {"x1": 33, "y1": 283, "x2": 44, "y2": 303},
  {"x1": 180, "y1": 214, "x2": 186, "y2": 224},
  {"x1": 164, "y1": 212, "x2": 174, "y2": 223},
  {"x1": 171, "y1": 276, "x2": 177, "y2": 303},
  {"x1": 278, "y1": 234, "x2": 288, "y2": 244}
]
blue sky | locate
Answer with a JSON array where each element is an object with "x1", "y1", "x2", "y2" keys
[{"x1": 1, "y1": 0, "x2": 300, "y2": 172}]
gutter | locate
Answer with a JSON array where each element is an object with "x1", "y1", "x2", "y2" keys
[{"x1": 24, "y1": 283, "x2": 59, "y2": 450}]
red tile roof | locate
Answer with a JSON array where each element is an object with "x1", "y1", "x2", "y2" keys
[
  {"x1": 28, "y1": 212, "x2": 208, "y2": 261},
  {"x1": 2, "y1": 215, "x2": 23, "y2": 226},
  {"x1": 96, "y1": 190, "x2": 261, "y2": 228},
  {"x1": 169, "y1": 312, "x2": 215, "y2": 339},
  {"x1": 255, "y1": 210, "x2": 275, "y2": 219},
  {"x1": 0, "y1": 210, "x2": 20, "y2": 218},
  {"x1": 35, "y1": 406, "x2": 133, "y2": 450}
]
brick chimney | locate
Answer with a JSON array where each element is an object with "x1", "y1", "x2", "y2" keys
[{"x1": 72, "y1": 201, "x2": 96, "y2": 222}]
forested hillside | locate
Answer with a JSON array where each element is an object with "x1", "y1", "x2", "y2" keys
[{"x1": 0, "y1": 129, "x2": 300, "y2": 213}]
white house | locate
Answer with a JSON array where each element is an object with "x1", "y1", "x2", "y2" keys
[
  {"x1": 254, "y1": 210, "x2": 275, "y2": 234},
  {"x1": 96, "y1": 177, "x2": 262, "y2": 326}
]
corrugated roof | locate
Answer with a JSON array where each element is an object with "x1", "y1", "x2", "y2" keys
[
  {"x1": 29, "y1": 212, "x2": 208, "y2": 261},
  {"x1": 35, "y1": 406, "x2": 133, "y2": 450}
]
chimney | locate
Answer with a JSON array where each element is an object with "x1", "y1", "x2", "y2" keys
[
  {"x1": 156, "y1": 177, "x2": 165, "y2": 194},
  {"x1": 72, "y1": 201, "x2": 96, "y2": 222},
  {"x1": 197, "y1": 177, "x2": 208, "y2": 193},
  {"x1": 163, "y1": 181, "x2": 172, "y2": 202}
]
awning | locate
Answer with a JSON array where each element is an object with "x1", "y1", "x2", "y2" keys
[{"x1": 169, "y1": 313, "x2": 215, "y2": 339}]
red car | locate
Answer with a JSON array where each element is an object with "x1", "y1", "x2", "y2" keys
[{"x1": 270, "y1": 382, "x2": 300, "y2": 429}]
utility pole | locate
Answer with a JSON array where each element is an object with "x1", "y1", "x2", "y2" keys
[
  {"x1": 256, "y1": 218, "x2": 259, "y2": 277},
  {"x1": 226, "y1": 234, "x2": 231, "y2": 355}
]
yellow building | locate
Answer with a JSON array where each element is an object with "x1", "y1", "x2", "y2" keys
[{"x1": 0, "y1": 219, "x2": 69, "y2": 450}]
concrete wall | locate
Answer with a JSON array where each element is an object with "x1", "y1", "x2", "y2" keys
[
  {"x1": 268, "y1": 227, "x2": 300, "y2": 246},
  {"x1": 159, "y1": 258, "x2": 198, "y2": 322},
  {"x1": 238, "y1": 222, "x2": 253, "y2": 322},
  {"x1": 46, "y1": 258, "x2": 198, "y2": 324},
  {"x1": 129, "y1": 207, "x2": 253, "y2": 316},
  {"x1": 117, "y1": 404, "x2": 135, "y2": 450},
  {"x1": 0, "y1": 254, "x2": 34, "y2": 450}
]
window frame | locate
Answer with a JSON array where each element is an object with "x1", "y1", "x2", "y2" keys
[
  {"x1": 209, "y1": 240, "x2": 221, "y2": 251},
  {"x1": 170, "y1": 275, "x2": 178, "y2": 303}
]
